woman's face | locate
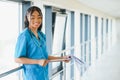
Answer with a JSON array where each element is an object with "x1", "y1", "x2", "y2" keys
[{"x1": 27, "y1": 10, "x2": 42, "y2": 30}]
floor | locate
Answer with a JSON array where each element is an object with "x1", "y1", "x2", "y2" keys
[{"x1": 81, "y1": 43, "x2": 120, "y2": 80}]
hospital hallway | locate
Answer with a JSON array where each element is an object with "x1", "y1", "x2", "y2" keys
[
  {"x1": 1, "y1": 0, "x2": 120, "y2": 80},
  {"x1": 81, "y1": 42, "x2": 120, "y2": 80}
]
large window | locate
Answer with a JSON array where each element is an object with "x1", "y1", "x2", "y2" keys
[
  {"x1": 51, "y1": 12, "x2": 67, "y2": 79},
  {"x1": 84, "y1": 14, "x2": 89, "y2": 70},
  {"x1": 95, "y1": 16, "x2": 98, "y2": 59},
  {"x1": 106, "y1": 19, "x2": 109, "y2": 49},
  {"x1": 88, "y1": 15, "x2": 91, "y2": 66},
  {"x1": 80, "y1": 13, "x2": 91, "y2": 75},
  {"x1": 0, "y1": 1, "x2": 22, "y2": 80},
  {"x1": 101, "y1": 18, "x2": 104, "y2": 54}
]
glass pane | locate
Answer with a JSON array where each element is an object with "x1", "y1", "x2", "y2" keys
[
  {"x1": 52, "y1": 14, "x2": 67, "y2": 69},
  {"x1": 52, "y1": 74, "x2": 61, "y2": 80},
  {"x1": 0, "y1": 1, "x2": 20, "y2": 80}
]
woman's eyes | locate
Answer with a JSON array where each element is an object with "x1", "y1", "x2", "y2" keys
[
  {"x1": 38, "y1": 16, "x2": 42, "y2": 19},
  {"x1": 31, "y1": 16, "x2": 42, "y2": 20}
]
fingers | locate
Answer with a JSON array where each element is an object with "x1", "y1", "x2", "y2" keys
[
  {"x1": 63, "y1": 55, "x2": 71, "y2": 63},
  {"x1": 43, "y1": 60, "x2": 49, "y2": 66},
  {"x1": 38, "y1": 59, "x2": 48, "y2": 66}
]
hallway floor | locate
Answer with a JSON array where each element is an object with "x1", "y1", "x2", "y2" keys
[{"x1": 81, "y1": 43, "x2": 120, "y2": 80}]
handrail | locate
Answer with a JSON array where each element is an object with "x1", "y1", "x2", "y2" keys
[{"x1": 0, "y1": 66, "x2": 23, "y2": 78}]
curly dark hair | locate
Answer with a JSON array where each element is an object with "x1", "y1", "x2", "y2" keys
[{"x1": 24, "y1": 6, "x2": 43, "y2": 31}]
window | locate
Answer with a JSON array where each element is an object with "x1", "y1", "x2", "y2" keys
[
  {"x1": 101, "y1": 18, "x2": 104, "y2": 54},
  {"x1": 88, "y1": 15, "x2": 91, "y2": 66},
  {"x1": 0, "y1": 1, "x2": 22, "y2": 80},
  {"x1": 51, "y1": 12, "x2": 67, "y2": 79},
  {"x1": 95, "y1": 16, "x2": 98, "y2": 59},
  {"x1": 106, "y1": 19, "x2": 108, "y2": 33},
  {"x1": 84, "y1": 14, "x2": 89, "y2": 70}
]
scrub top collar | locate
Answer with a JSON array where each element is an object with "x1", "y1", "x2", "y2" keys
[
  {"x1": 28, "y1": 28, "x2": 42, "y2": 48},
  {"x1": 28, "y1": 29, "x2": 40, "y2": 39}
]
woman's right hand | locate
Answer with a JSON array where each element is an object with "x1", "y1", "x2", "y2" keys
[{"x1": 38, "y1": 59, "x2": 49, "y2": 66}]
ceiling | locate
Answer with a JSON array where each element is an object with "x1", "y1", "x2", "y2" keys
[{"x1": 78, "y1": 0, "x2": 120, "y2": 18}]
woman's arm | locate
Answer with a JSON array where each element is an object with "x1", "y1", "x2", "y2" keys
[
  {"x1": 48, "y1": 56, "x2": 63, "y2": 60},
  {"x1": 15, "y1": 57, "x2": 48, "y2": 66},
  {"x1": 48, "y1": 56, "x2": 70, "y2": 63}
]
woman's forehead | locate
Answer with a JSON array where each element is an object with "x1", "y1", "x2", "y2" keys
[
  {"x1": 28, "y1": 11, "x2": 41, "y2": 17},
  {"x1": 31, "y1": 11, "x2": 40, "y2": 16}
]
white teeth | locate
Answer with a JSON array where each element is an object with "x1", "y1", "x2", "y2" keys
[{"x1": 34, "y1": 23, "x2": 39, "y2": 25}]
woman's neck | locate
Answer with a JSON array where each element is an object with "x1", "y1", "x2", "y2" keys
[{"x1": 29, "y1": 27, "x2": 38, "y2": 39}]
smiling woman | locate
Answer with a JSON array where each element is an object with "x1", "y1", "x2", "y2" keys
[{"x1": 14, "y1": 6, "x2": 70, "y2": 80}]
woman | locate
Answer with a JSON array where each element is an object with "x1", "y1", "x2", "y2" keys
[{"x1": 14, "y1": 6, "x2": 70, "y2": 80}]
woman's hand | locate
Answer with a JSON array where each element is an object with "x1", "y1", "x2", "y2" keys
[
  {"x1": 62, "y1": 55, "x2": 71, "y2": 63},
  {"x1": 38, "y1": 59, "x2": 49, "y2": 66}
]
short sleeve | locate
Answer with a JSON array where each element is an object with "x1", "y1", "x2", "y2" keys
[{"x1": 14, "y1": 34, "x2": 27, "y2": 58}]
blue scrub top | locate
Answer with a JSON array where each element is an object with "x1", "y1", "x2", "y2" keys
[{"x1": 15, "y1": 28, "x2": 49, "y2": 80}]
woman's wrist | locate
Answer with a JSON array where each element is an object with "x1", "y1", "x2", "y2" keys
[{"x1": 37, "y1": 59, "x2": 48, "y2": 66}]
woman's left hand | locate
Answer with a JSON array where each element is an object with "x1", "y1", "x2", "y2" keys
[{"x1": 62, "y1": 55, "x2": 71, "y2": 63}]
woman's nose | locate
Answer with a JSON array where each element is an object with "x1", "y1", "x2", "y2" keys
[{"x1": 34, "y1": 18, "x2": 39, "y2": 22}]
